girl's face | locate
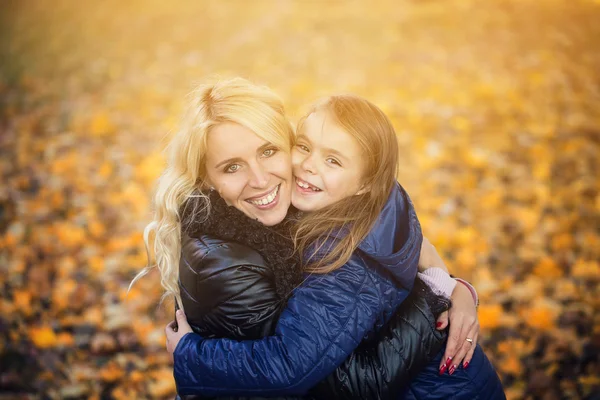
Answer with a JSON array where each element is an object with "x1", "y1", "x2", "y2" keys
[
  {"x1": 205, "y1": 122, "x2": 293, "y2": 226},
  {"x1": 292, "y1": 110, "x2": 367, "y2": 212}
]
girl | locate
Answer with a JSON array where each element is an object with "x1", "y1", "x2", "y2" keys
[{"x1": 157, "y1": 81, "x2": 504, "y2": 398}]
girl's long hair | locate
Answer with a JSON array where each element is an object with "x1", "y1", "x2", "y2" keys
[
  {"x1": 130, "y1": 77, "x2": 294, "y2": 308},
  {"x1": 293, "y1": 95, "x2": 400, "y2": 274}
]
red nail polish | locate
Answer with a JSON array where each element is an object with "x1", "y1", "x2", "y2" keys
[
  {"x1": 463, "y1": 361, "x2": 469, "y2": 369},
  {"x1": 436, "y1": 322, "x2": 443, "y2": 328},
  {"x1": 449, "y1": 365, "x2": 456, "y2": 375},
  {"x1": 439, "y1": 363, "x2": 447, "y2": 375},
  {"x1": 446, "y1": 357, "x2": 453, "y2": 365}
]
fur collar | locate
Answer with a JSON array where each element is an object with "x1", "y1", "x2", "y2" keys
[{"x1": 181, "y1": 190, "x2": 303, "y2": 300}]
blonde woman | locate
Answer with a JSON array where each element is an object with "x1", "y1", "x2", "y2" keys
[{"x1": 136, "y1": 78, "x2": 503, "y2": 398}]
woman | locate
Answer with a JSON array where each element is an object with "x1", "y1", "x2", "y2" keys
[{"x1": 136, "y1": 78, "x2": 504, "y2": 398}]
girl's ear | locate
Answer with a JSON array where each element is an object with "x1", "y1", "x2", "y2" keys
[{"x1": 356, "y1": 184, "x2": 370, "y2": 196}]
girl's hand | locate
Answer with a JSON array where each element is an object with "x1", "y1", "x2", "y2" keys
[
  {"x1": 437, "y1": 282, "x2": 479, "y2": 375},
  {"x1": 165, "y1": 310, "x2": 194, "y2": 361}
]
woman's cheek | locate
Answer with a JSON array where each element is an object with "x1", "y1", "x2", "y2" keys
[
  {"x1": 217, "y1": 175, "x2": 246, "y2": 206},
  {"x1": 271, "y1": 152, "x2": 293, "y2": 176}
]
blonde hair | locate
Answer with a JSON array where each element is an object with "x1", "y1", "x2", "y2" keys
[
  {"x1": 294, "y1": 95, "x2": 399, "y2": 274},
  {"x1": 131, "y1": 77, "x2": 294, "y2": 307}
]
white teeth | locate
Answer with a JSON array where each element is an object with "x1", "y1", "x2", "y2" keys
[
  {"x1": 249, "y1": 185, "x2": 279, "y2": 206},
  {"x1": 296, "y1": 178, "x2": 320, "y2": 191}
]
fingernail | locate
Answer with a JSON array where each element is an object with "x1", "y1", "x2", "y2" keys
[
  {"x1": 439, "y1": 363, "x2": 447, "y2": 375},
  {"x1": 463, "y1": 361, "x2": 469, "y2": 369},
  {"x1": 176, "y1": 310, "x2": 183, "y2": 316},
  {"x1": 436, "y1": 322, "x2": 443, "y2": 328},
  {"x1": 449, "y1": 365, "x2": 456, "y2": 375},
  {"x1": 445, "y1": 357, "x2": 453, "y2": 365}
]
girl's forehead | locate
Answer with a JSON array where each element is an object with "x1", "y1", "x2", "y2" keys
[{"x1": 303, "y1": 112, "x2": 346, "y2": 142}]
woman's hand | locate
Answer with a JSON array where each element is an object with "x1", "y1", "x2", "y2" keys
[
  {"x1": 437, "y1": 282, "x2": 479, "y2": 375},
  {"x1": 165, "y1": 310, "x2": 194, "y2": 361}
]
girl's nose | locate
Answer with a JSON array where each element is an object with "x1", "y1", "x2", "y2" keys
[{"x1": 301, "y1": 156, "x2": 316, "y2": 174}]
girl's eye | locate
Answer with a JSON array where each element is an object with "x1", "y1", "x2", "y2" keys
[
  {"x1": 225, "y1": 164, "x2": 241, "y2": 173},
  {"x1": 297, "y1": 144, "x2": 310, "y2": 153},
  {"x1": 326, "y1": 158, "x2": 341, "y2": 166},
  {"x1": 262, "y1": 148, "x2": 277, "y2": 157}
]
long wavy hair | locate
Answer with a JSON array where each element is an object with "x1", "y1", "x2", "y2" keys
[
  {"x1": 293, "y1": 95, "x2": 400, "y2": 274},
  {"x1": 130, "y1": 77, "x2": 294, "y2": 307}
]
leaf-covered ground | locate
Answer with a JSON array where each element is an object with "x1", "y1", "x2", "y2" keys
[{"x1": 0, "y1": 0, "x2": 599, "y2": 398}]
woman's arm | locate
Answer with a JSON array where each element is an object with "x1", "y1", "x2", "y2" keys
[
  {"x1": 419, "y1": 236, "x2": 448, "y2": 273},
  {"x1": 173, "y1": 260, "x2": 405, "y2": 397}
]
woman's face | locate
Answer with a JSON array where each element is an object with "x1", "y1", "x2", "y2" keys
[
  {"x1": 205, "y1": 122, "x2": 293, "y2": 226},
  {"x1": 291, "y1": 110, "x2": 366, "y2": 212}
]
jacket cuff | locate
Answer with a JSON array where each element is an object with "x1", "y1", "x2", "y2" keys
[
  {"x1": 455, "y1": 278, "x2": 479, "y2": 307},
  {"x1": 417, "y1": 267, "x2": 457, "y2": 299}
]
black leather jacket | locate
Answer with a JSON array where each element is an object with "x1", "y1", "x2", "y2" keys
[{"x1": 178, "y1": 233, "x2": 447, "y2": 399}]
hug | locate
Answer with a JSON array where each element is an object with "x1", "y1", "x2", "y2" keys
[{"x1": 134, "y1": 78, "x2": 506, "y2": 399}]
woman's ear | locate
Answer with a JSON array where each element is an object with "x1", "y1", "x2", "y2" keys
[{"x1": 200, "y1": 179, "x2": 216, "y2": 193}]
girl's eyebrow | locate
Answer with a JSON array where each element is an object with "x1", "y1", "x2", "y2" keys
[
  {"x1": 322, "y1": 147, "x2": 348, "y2": 162},
  {"x1": 296, "y1": 134, "x2": 311, "y2": 144},
  {"x1": 298, "y1": 133, "x2": 347, "y2": 161}
]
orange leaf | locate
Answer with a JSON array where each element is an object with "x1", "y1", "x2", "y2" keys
[
  {"x1": 478, "y1": 304, "x2": 503, "y2": 330},
  {"x1": 532, "y1": 256, "x2": 563, "y2": 279},
  {"x1": 30, "y1": 326, "x2": 58, "y2": 348}
]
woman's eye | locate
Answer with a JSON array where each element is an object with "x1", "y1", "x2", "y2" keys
[
  {"x1": 262, "y1": 148, "x2": 277, "y2": 157},
  {"x1": 297, "y1": 144, "x2": 310, "y2": 152},
  {"x1": 225, "y1": 164, "x2": 241, "y2": 173},
  {"x1": 326, "y1": 158, "x2": 341, "y2": 166}
]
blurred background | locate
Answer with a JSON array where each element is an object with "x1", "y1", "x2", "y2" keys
[{"x1": 1, "y1": 0, "x2": 599, "y2": 398}]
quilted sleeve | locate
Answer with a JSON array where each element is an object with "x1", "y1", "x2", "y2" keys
[
  {"x1": 173, "y1": 256, "x2": 388, "y2": 397},
  {"x1": 309, "y1": 278, "x2": 447, "y2": 399}
]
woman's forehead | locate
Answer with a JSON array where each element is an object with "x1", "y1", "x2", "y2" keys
[{"x1": 206, "y1": 123, "x2": 269, "y2": 162}]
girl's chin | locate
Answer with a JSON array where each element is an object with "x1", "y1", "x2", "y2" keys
[{"x1": 291, "y1": 197, "x2": 320, "y2": 213}]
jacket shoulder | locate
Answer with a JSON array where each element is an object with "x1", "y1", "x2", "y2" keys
[{"x1": 181, "y1": 233, "x2": 269, "y2": 273}]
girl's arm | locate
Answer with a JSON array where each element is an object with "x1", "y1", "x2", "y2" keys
[
  {"x1": 173, "y1": 261, "x2": 408, "y2": 397},
  {"x1": 309, "y1": 278, "x2": 447, "y2": 399}
]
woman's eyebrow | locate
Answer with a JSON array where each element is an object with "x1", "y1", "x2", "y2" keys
[
  {"x1": 215, "y1": 157, "x2": 243, "y2": 169},
  {"x1": 257, "y1": 142, "x2": 274, "y2": 152}
]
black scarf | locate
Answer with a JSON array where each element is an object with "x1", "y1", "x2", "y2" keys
[{"x1": 181, "y1": 190, "x2": 304, "y2": 300}]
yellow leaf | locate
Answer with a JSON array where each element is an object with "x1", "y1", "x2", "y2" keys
[
  {"x1": 90, "y1": 112, "x2": 115, "y2": 137},
  {"x1": 572, "y1": 259, "x2": 600, "y2": 280}
]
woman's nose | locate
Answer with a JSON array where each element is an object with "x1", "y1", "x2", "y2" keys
[{"x1": 248, "y1": 163, "x2": 269, "y2": 188}]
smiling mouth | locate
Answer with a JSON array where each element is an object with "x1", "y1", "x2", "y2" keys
[
  {"x1": 296, "y1": 177, "x2": 322, "y2": 192},
  {"x1": 246, "y1": 184, "x2": 280, "y2": 206}
]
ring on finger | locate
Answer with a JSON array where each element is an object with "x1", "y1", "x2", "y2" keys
[{"x1": 466, "y1": 338, "x2": 473, "y2": 344}]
